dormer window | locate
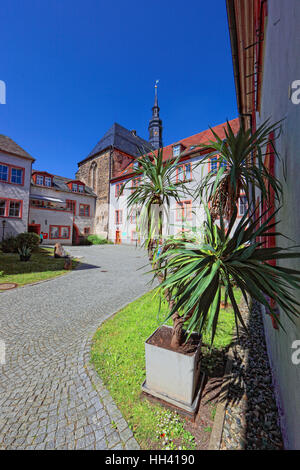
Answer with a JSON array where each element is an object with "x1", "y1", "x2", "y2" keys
[
  {"x1": 33, "y1": 172, "x2": 53, "y2": 187},
  {"x1": 67, "y1": 180, "x2": 85, "y2": 193},
  {"x1": 45, "y1": 177, "x2": 52, "y2": 187},
  {"x1": 36, "y1": 175, "x2": 44, "y2": 185},
  {"x1": 173, "y1": 145, "x2": 181, "y2": 157}
]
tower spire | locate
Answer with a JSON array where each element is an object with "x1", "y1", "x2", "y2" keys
[{"x1": 148, "y1": 80, "x2": 163, "y2": 149}]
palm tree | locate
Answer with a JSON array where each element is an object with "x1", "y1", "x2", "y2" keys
[
  {"x1": 121, "y1": 148, "x2": 191, "y2": 348},
  {"x1": 154, "y1": 205, "x2": 300, "y2": 347},
  {"x1": 196, "y1": 119, "x2": 283, "y2": 222}
]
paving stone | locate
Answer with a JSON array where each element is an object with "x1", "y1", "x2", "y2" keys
[{"x1": 0, "y1": 245, "x2": 144, "y2": 450}]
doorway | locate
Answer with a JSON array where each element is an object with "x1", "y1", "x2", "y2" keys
[{"x1": 115, "y1": 230, "x2": 121, "y2": 244}]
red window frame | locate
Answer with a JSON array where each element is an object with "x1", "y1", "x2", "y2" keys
[
  {"x1": 0, "y1": 198, "x2": 23, "y2": 218},
  {"x1": 115, "y1": 210, "x2": 123, "y2": 225},
  {"x1": 0, "y1": 162, "x2": 25, "y2": 186},
  {"x1": 176, "y1": 200, "x2": 192, "y2": 221},
  {"x1": 32, "y1": 172, "x2": 53, "y2": 187},
  {"x1": 79, "y1": 204, "x2": 90, "y2": 217},
  {"x1": 66, "y1": 199, "x2": 76, "y2": 215},
  {"x1": 176, "y1": 163, "x2": 192, "y2": 182},
  {"x1": 115, "y1": 182, "x2": 123, "y2": 197},
  {"x1": 49, "y1": 225, "x2": 70, "y2": 240},
  {"x1": 237, "y1": 193, "x2": 248, "y2": 218},
  {"x1": 208, "y1": 155, "x2": 227, "y2": 174},
  {"x1": 131, "y1": 177, "x2": 141, "y2": 193}
]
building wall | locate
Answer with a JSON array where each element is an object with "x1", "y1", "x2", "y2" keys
[
  {"x1": 76, "y1": 149, "x2": 111, "y2": 238},
  {"x1": 0, "y1": 152, "x2": 32, "y2": 238},
  {"x1": 108, "y1": 154, "x2": 243, "y2": 245},
  {"x1": 29, "y1": 185, "x2": 96, "y2": 245},
  {"x1": 256, "y1": 0, "x2": 300, "y2": 449}
]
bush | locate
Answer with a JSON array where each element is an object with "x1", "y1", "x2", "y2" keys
[
  {"x1": 1, "y1": 236, "x2": 18, "y2": 253},
  {"x1": 16, "y1": 232, "x2": 40, "y2": 252},
  {"x1": 87, "y1": 234, "x2": 111, "y2": 245},
  {"x1": 78, "y1": 237, "x2": 92, "y2": 246}
]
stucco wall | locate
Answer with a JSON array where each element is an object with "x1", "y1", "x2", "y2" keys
[
  {"x1": 29, "y1": 185, "x2": 96, "y2": 245},
  {"x1": 0, "y1": 152, "x2": 32, "y2": 238},
  {"x1": 257, "y1": 0, "x2": 300, "y2": 449}
]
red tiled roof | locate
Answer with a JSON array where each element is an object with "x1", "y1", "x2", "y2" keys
[{"x1": 111, "y1": 118, "x2": 240, "y2": 181}]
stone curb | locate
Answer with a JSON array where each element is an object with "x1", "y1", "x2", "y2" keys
[
  {"x1": 82, "y1": 303, "x2": 143, "y2": 450},
  {"x1": 208, "y1": 347, "x2": 234, "y2": 450},
  {"x1": 208, "y1": 296, "x2": 252, "y2": 450}
]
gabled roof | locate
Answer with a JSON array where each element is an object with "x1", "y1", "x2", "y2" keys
[
  {"x1": 78, "y1": 122, "x2": 154, "y2": 166},
  {"x1": 111, "y1": 118, "x2": 240, "y2": 181},
  {"x1": 0, "y1": 135, "x2": 35, "y2": 161}
]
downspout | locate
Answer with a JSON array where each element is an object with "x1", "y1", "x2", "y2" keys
[{"x1": 107, "y1": 145, "x2": 113, "y2": 240}]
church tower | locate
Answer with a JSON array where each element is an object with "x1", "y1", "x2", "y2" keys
[{"x1": 148, "y1": 81, "x2": 163, "y2": 149}]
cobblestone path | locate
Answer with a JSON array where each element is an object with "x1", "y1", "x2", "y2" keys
[{"x1": 0, "y1": 245, "x2": 151, "y2": 450}]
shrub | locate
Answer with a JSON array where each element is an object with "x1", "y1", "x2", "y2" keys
[
  {"x1": 87, "y1": 234, "x2": 111, "y2": 245},
  {"x1": 1, "y1": 236, "x2": 18, "y2": 253},
  {"x1": 78, "y1": 237, "x2": 92, "y2": 246},
  {"x1": 16, "y1": 232, "x2": 40, "y2": 252}
]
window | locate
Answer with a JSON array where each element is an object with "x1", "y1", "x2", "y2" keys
[
  {"x1": 50, "y1": 225, "x2": 70, "y2": 239},
  {"x1": 72, "y1": 183, "x2": 78, "y2": 192},
  {"x1": 79, "y1": 204, "x2": 90, "y2": 217},
  {"x1": 0, "y1": 200, "x2": 5, "y2": 216},
  {"x1": 11, "y1": 168, "x2": 23, "y2": 184},
  {"x1": 0, "y1": 163, "x2": 25, "y2": 185},
  {"x1": 239, "y1": 196, "x2": 248, "y2": 216},
  {"x1": 0, "y1": 199, "x2": 22, "y2": 218},
  {"x1": 36, "y1": 175, "x2": 44, "y2": 185},
  {"x1": 45, "y1": 176, "x2": 52, "y2": 187},
  {"x1": 8, "y1": 201, "x2": 21, "y2": 217},
  {"x1": 176, "y1": 201, "x2": 192, "y2": 220},
  {"x1": 176, "y1": 163, "x2": 192, "y2": 182},
  {"x1": 173, "y1": 145, "x2": 181, "y2": 157},
  {"x1": 131, "y1": 177, "x2": 141, "y2": 193},
  {"x1": 115, "y1": 183, "x2": 123, "y2": 197},
  {"x1": 84, "y1": 227, "x2": 90, "y2": 235},
  {"x1": 0, "y1": 164, "x2": 8, "y2": 182},
  {"x1": 78, "y1": 185, "x2": 84, "y2": 193},
  {"x1": 115, "y1": 210, "x2": 122, "y2": 225},
  {"x1": 210, "y1": 157, "x2": 218, "y2": 174},
  {"x1": 66, "y1": 200, "x2": 76, "y2": 215},
  {"x1": 130, "y1": 208, "x2": 140, "y2": 224},
  {"x1": 209, "y1": 155, "x2": 227, "y2": 174}
]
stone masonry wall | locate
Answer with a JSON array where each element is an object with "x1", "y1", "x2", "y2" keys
[{"x1": 76, "y1": 150, "x2": 111, "y2": 238}]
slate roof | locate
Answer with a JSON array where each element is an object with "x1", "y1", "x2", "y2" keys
[
  {"x1": 0, "y1": 135, "x2": 35, "y2": 161},
  {"x1": 31, "y1": 172, "x2": 96, "y2": 197},
  {"x1": 78, "y1": 123, "x2": 154, "y2": 166}
]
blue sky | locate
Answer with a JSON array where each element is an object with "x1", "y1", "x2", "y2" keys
[{"x1": 1, "y1": 0, "x2": 237, "y2": 177}]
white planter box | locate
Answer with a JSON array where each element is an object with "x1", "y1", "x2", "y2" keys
[{"x1": 142, "y1": 325, "x2": 202, "y2": 412}]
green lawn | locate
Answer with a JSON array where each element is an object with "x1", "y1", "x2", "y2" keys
[
  {"x1": 0, "y1": 247, "x2": 79, "y2": 287},
  {"x1": 91, "y1": 288, "x2": 241, "y2": 450}
]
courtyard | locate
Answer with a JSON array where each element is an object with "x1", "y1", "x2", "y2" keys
[{"x1": 0, "y1": 245, "x2": 151, "y2": 449}]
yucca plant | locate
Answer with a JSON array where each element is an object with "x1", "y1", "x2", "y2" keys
[
  {"x1": 122, "y1": 148, "x2": 188, "y2": 260},
  {"x1": 154, "y1": 204, "x2": 300, "y2": 347},
  {"x1": 196, "y1": 119, "x2": 283, "y2": 222},
  {"x1": 18, "y1": 245, "x2": 32, "y2": 262}
]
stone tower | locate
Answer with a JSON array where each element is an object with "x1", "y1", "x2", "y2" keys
[{"x1": 148, "y1": 81, "x2": 163, "y2": 149}]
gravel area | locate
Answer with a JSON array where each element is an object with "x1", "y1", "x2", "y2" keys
[
  {"x1": 220, "y1": 300, "x2": 283, "y2": 450},
  {"x1": 0, "y1": 245, "x2": 151, "y2": 450}
]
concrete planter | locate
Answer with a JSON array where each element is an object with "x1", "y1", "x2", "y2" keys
[{"x1": 142, "y1": 325, "x2": 202, "y2": 413}]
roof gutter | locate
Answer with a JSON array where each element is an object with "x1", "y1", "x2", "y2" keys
[{"x1": 226, "y1": 0, "x2": 243, "y2": 118}]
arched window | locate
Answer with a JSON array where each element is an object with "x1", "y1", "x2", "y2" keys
[{"x1": 89, "y1": 162, "x2": 97, "y2": 191}]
